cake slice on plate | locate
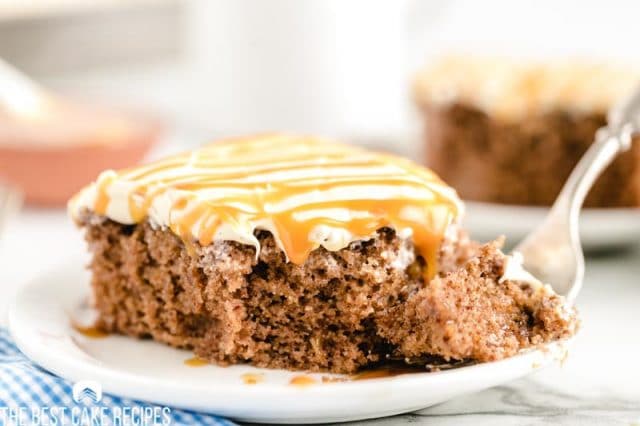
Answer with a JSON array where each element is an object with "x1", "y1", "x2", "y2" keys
[
  {"x1": 413, "y1": 56, "x2": 640, "y2": 207},
  {"x1": 69, "y1": 133, "x2": 578, "y2": 373}
]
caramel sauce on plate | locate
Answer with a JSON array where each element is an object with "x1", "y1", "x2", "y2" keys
[
  {"x1": 351, "y1": 364, "x2": 425, "y2": 381},
  {"x1": 184, "y1": 357, "x2": 209, "y2": 367},
  {"x1": 71, "y1": 323, "x2": 109, "y2": 339},
  {"x1": 291, "y1": 364, "x2": 427, "y2": 387},
  {"x1": 289, "y1": 375, "x2": 318, "y2": 387},
  {"x1": 321, "y1": 376, "x2": 348, "y2": 384},
  {"x1": 241, "y1": 373, "x2": 264, "y2": 385}
]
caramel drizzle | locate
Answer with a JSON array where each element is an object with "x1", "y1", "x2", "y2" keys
[
  {"x1": 289, "y1": 375, "x2": 318, "y2": 387},
  {"x1": 184, "y1": 356, "x2": 209, "y2": 367},
  {"x1": 86, "y1": 134, "x2": 461, "y2": 278},
  {"x1": 72, "y1": 323, "x2": 109, "y2": 339},
  {"x1": 241, "y1": 373, "x2": 264, "y2": 385}
]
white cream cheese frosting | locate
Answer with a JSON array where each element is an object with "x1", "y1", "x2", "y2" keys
[{"x1": 70, "y1": 133, "x2": 463, "y2": 277}]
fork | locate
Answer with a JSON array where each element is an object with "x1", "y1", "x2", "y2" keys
[{"x1": 514, "y1": 87, "x2": 640, "y2": 303}]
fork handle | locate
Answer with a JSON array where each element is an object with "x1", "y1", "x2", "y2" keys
[{"x1": 519, "y1": 122, "x2": 636, "y2": 302}]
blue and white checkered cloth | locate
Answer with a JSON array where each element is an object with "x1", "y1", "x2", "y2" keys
[{"x1": 0, "y1": 328, "x2": 235, "y2": 426}]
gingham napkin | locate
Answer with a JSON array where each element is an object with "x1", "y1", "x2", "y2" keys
[{"x1": 0, "y1": 328, "x2": 235, "y2": 426}]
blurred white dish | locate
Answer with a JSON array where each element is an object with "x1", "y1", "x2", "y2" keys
[
  {"x1": 9, "y1": 262, "x2": 570, "y2": 424},
  {"x1": 188, "y1": 0, "x2": 409, "y2": 139},
  {"x1": 465, "y1": 202, "x2": 640, "y2": 250}
]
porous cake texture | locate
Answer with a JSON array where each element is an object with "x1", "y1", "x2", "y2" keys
[{"x1": 80, "y1": 212, "x2": 577, "y2": 373}]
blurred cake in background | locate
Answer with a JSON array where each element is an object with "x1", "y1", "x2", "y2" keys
[{"x1": 413, "y1": 57, "x2": 640, "y2": 207}]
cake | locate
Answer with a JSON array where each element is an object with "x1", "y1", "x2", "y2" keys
[
  {"x1": 414, "y1": 57, "x2": 640, "y2": 207},
  {"x1": 69, "y1": 133, "x2": 578, "y2": 374}
]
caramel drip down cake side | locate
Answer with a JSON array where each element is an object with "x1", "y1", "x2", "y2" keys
[{"x1": 70, "y1": 134, "x2": 463, "y2": 278}]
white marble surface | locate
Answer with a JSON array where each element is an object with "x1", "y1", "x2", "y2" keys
[{"x1": 1, "y1": 209, "x2": 639, "y2": 425}]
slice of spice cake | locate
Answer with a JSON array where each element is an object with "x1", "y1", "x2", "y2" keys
[
  {"x1": 413, "y1": 56, "x2": 640, "y2": 207},
  {"x1": 70, "y1": 133, "x2": 578, "y2": 373}
]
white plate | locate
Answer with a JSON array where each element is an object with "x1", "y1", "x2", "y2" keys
[
  {"x1": 465, "y1": 202, "x2": 640, "y2": 250},
  {"x1": 9, "y1": 263, "x2": 570, "y2": 424}
]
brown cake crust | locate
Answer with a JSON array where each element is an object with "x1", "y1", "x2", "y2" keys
[
  {"x1": 421, "y1": 103, "x2": 640, "y2": 207},
  {"x1": 81, "y1": 214, "x2": 577, "y2": 373}
]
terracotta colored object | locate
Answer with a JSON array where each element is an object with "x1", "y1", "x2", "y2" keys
[{"x1": 0, "y1": 105, "x2": 161, "y2": 206}]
